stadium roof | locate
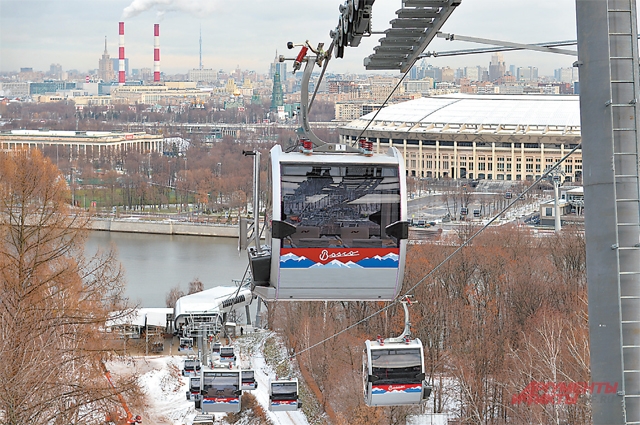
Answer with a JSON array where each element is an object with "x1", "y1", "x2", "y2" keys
[{"x1": 341, "y1": 94, "x2": 581, "y2": 137}]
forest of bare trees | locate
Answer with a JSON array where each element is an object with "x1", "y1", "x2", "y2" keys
[
  {"x1": 0, "y1": 150, "x2": 139, "y2": 425},
  {"x1": 270, "y1": 226, "x2": 590, "y2": 425}
]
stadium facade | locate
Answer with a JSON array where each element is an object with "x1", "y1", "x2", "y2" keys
[{"x1": 338, "y1": 94, "x2": 582, "y2": 183}]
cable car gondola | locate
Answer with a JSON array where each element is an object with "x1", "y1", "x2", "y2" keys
[
  {"x1": 182, "y1": 358, "x2": 201, "y2": 377},
  {"x1": 363, "y1": 298, "x2": 431, "y2": 406},
  {"x1": 219, "y1": 346, "x2": 236, "y2": 364},
  {"x1": 241, "y1": 369, "x2": 258, "y2": 391},
  {"x1": 241, "y1": 42, "x2": 408, "y2": 302},
  {"x1": 269, "y1": 378, "x2": 301, "y2": 411},
  {"x1": 186, "y1": 376, "x2": 201, "y2": 402},
  {"x1": 178, "y1": 337, "x2": 194, "y2": 352},
  {"x1": 200, "y1": 367, "x2": 242, "y2": 413}
]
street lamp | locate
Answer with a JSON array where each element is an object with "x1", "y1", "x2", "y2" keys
[{"x1": 547, "y1": 167, "x2": 566, "y2": 233}]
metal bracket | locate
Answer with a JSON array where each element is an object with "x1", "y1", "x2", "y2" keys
[{"x1": 436, "y1": 32, "x2": 578, "y2": 56}]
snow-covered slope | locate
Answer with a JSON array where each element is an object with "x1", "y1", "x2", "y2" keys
[{"x1": 117, "y1": 330, "x2": 310, "y2": 425}]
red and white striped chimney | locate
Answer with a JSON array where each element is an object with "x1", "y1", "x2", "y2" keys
[
  {"x1": 118, "y1": 22, "x2": 125, "y2": 84},
  {"x1": 154, "y1": 24, "x2": 160, "y2": 82}
]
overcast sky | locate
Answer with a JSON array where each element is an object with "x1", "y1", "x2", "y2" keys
[{"x1": 0, "y1": 0, "x2": 579, "y2": 77}]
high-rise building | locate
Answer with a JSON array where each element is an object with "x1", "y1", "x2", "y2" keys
[
  {"x1": 441, "y1": 67, "x2": 455, "y2": 82},
  {"x1": 489, "y1": 53, "x2": 506, "y2": 81},
  {"x1": 49, "y1": 64, "x2": 63, "y2": 79},
  {"x1": 269, "y1": 52, "x2": 287, "y2": 82},
  {"x1": 554, "y1": 67, "x2": 579, "y2": 83},
  {"x1": 424, "y1": 66, "x2": 441, "y2": 81},
  {"x1": 517, "y1": 66, "x2": 539, "y2": 81},
  {"x1": 98, "y1": 37, "x2": 115, "y2": 82},
  {"x1": 464, "y1": 66, "x2": 479, "y2": 81},
  {"x1": 188, "y1": 69, "x2": 217, "y2": 83}
]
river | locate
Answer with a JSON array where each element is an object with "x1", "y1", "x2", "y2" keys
[{"x1": 86, "y1": 231, "x2": 249, "y2": 307}]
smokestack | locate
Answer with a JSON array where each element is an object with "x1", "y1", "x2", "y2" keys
[
  {"x1": 154, "y1": 24, "x2": 160, "y2": 82},
  {"x1": 118, "y1": 22, "x2": 125, "y2": 85}
]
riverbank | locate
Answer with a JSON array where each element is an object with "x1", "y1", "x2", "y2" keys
[{"x1": 90, "y1": 218, "x2": 238, "y2": 238}]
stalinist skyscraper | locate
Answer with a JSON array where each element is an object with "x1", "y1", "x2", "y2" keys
[
  {"x1": 488, "y1": 53, "x2": 506, "y2": 82},
  {"x1": 98, "y1": 37, "x2": 115, "y2": 82}
]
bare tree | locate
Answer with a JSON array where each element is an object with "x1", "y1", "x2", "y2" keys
[
  {"x1": 188, "y1": 278, "x2": 204, "y2": 294},
  {"x1": 0, "y1": 150, "x2": 131, "y2": 425},
  {"x1": 165, "y1": 284, "x2": 185, "y2": 308}
]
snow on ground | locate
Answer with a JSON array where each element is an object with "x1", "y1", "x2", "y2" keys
[
  {"x1": 137, "y1": 357, "x2": 196, "y2": 424},
  {"x1": 112, "y1": 330, "x2": 309, "y2": 425},
  {"x1": 236, "y1": 331, "x2": 309, "y2": 425}
]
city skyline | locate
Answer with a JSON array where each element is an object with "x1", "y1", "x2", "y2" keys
[{"x1": 1, "y1": 0, "x2": 579, "y2": 77}]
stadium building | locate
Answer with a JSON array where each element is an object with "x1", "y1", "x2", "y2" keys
[{"x1": 338, "y1": 94, "x2": 582, "y2": 183}]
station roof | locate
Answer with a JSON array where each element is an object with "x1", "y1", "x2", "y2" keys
[
  {"x1": 174, "y1": 286, "x2": 242, "y2": 318},
  {"x1": 341, "y1": 94, "x2": 581, "y2": 137},
  {"x1": 107, "y1": 307, "x2": 172, "y2": 328}
]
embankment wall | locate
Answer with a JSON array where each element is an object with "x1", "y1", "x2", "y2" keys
[{"x1": 90, "y1": 218, "x2": 238, "y2": 238}]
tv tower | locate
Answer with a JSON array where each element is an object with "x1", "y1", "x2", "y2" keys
[{"x1": 199, "y1": 26, "x2": 203, "y2": 70}]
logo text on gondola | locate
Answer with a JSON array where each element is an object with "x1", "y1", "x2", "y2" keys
[{"x1": 319, "y1": 249, "x2": 359, "y2": 261}]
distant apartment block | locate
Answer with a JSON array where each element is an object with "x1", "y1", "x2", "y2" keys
[
  {"x1": 335, "y1": 101, "x2": 383, "y2": 121},
  {"x1": 497, "y1": 85, "x2": 525, "y2": 95},
  {"x1": 111, "y1": 82, "x2": 207, "y2": 104},
  {"x1": 464, "y1": 66, "x2": 479, "y2": 81},
  {"x1": 404, "y1": 79, "x2": 435, "y2": 93},
  {"x1": 440, "y1": 67, "x2": 455, "y2": 83},
  {"x1": 517, "y1": 66, "x2": 539, "y2": 81},
  {"x1": 0, "y1": 82, "x2": 30, "y2": 98},
  {"x1": 188, "y1": 68, "x2": 217, "y2": 83},
  {"x1": 30, "y1": 81, "x2": 76, "y2": 95},
  {"x1": 554, "y1": 67, "x2": 579, "y2": 83}
]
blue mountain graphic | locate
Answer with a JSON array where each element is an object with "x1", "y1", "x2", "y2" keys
[
  {"x1": 310, "y1": 260, "x2": 362, "y2": 269},
  {"x1": 356, "y1": 256, "x2": 398, "y2": 268},
  {"x1": 280, "y1": 258, "x2": 316, "y2": 268}
]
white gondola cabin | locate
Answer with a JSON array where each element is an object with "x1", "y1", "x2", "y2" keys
[
  {"x1": 248, "y1": 144, "x2": 408, "y2": 301},
  {"x1": 200, "y1": 368, "x2": 242, "y2": 413},
  {"x1": 219, "y1": 346, "x2": 236, "y2": 364},
  {"x1": 363, "y1": 338, "x2": 430, "y2": 406},
  {"x1": 179, "y1": 337, "x2": 194, "y2": 352},
  {"x1": 186, "y1": 376, "x2": 201, "y2": 402},
  {"x1": 241, "y1": 369, "x2": 258, "y2": 391},
  {"x1": 269, "y1": 378, "x2": 301, "y2": 411},
  {"x1": 182, "y1": 358, "x2": 201, "y2": 377}
]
